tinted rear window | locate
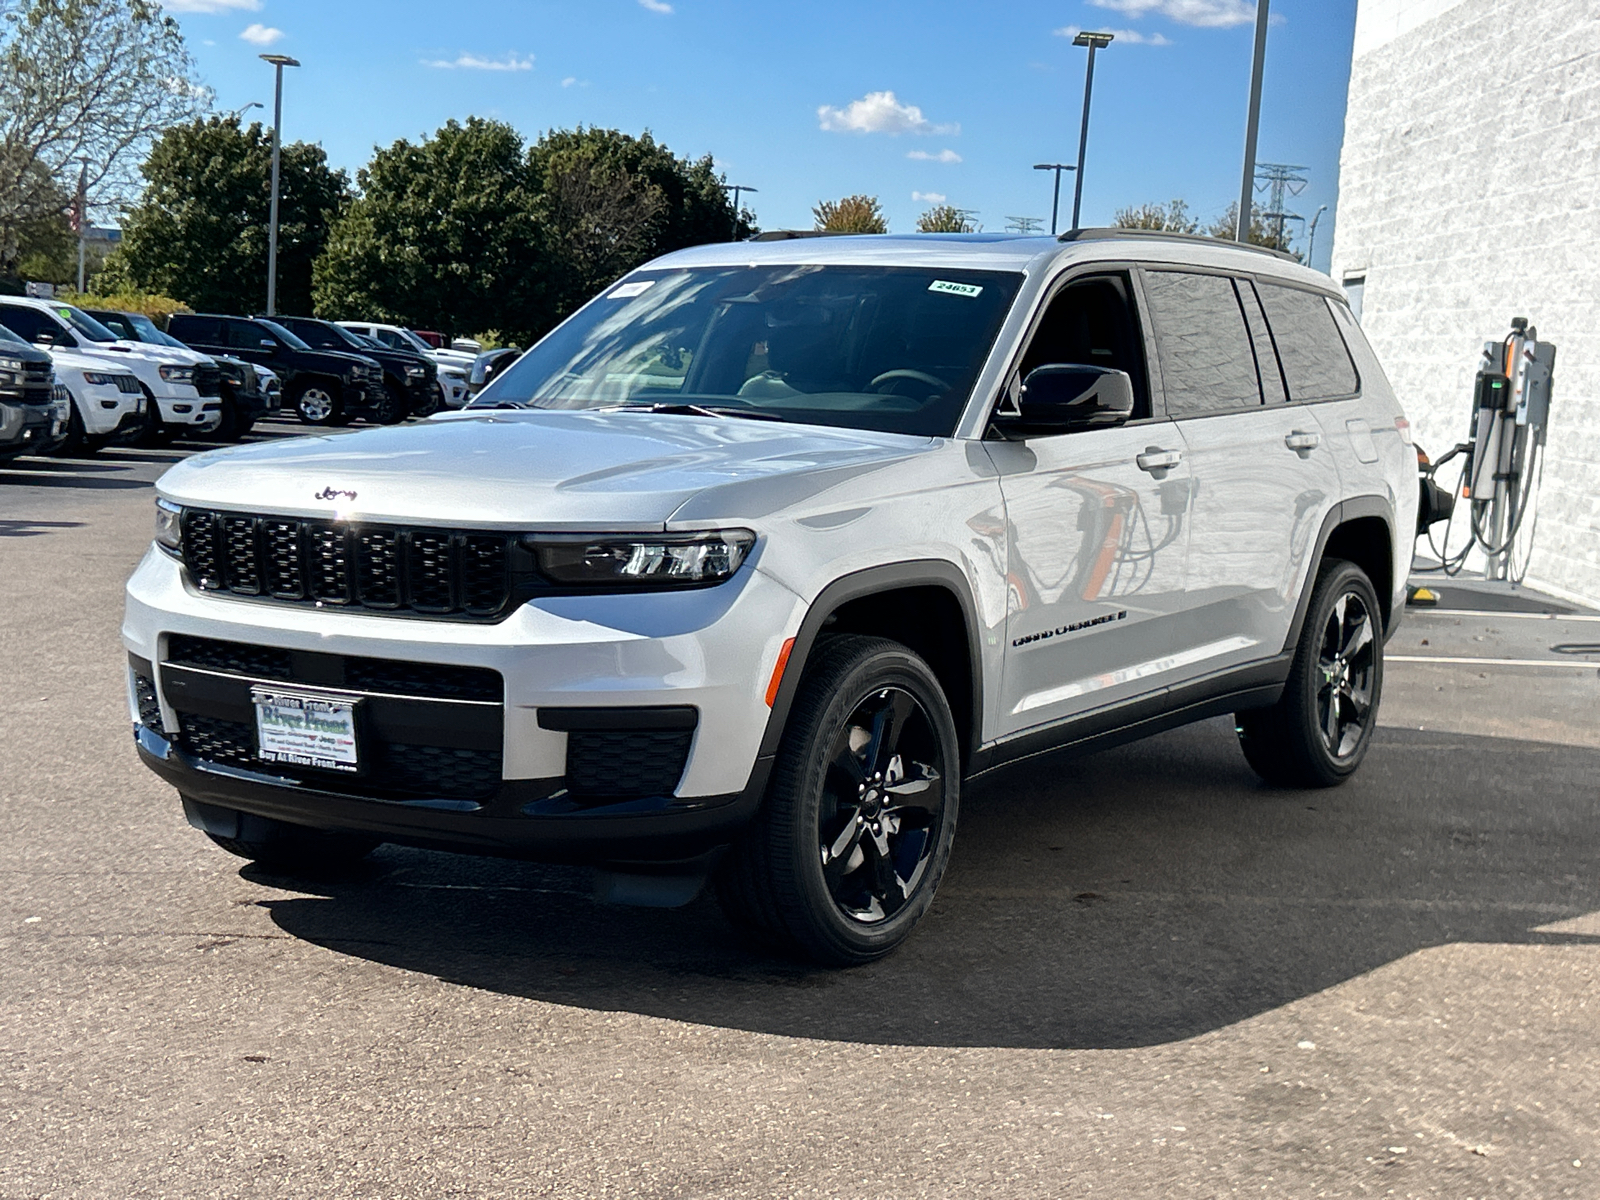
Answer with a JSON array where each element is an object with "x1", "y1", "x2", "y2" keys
[
  {"x1": 1141, "y1": 271, "x2": 1261, "y2": 417},
  {"x1": 1256, "y1": 283, "x2": 1359, "y2": 401}
]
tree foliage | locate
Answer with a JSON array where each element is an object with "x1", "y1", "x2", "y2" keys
[
  {"x1": 315, "y1": 122, "x2": 746, "y2": 341},
  {"x1": 1114, "y1": 199, "x2": 1198, "y2": 233},
  {"x1": 1206, "y1": 202, "x2": 1301, "y2": 259},
  {"x1": 813, "y1": 194, "x2": 886, "y2": 234},
  {"x1": 107, "y1": 117, "x2": 348, "y2": 315},
  {"x1": 0, "y1": 0, "x2": 207, "y2": 273},
  {"x1": 916, "y1": 204, "x2": 975, "y2": 233}
]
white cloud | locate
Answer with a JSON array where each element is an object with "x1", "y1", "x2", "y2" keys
[
  {"x1": 1055, "y1": 24, "x2": 1173, "y2": 45},
  {"x1": 817, "y1": 90, "x2": 958, "y2": 136},
  {"x1": 907, "y1": 148, "x2": 962, "y2": 164},
  {"x1": 1088, "y1": 0, "x2": 1254, "y2": 27},
  {"x1": 912, "y1": 191, "x2": 947, "y2": 204},
  {"x1": 638, "y1": 0, "x2": 673, "y2": 11},
  {"x1": 422, "y1": 52, "x2": 534, "y2": 71},
  {"x1": 164, "y1": 0, "x2": 259, "y2": 11},
  {"x1": 239, "y1": 23, "x2": 283, "y2": 46}
]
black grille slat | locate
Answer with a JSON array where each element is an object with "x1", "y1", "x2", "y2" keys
[
  {"x1": 179, "y1": 509, "x2": 514, "y2": 620},
  {"x1": 193, "y1": 363, "x2": 221, "y2": 397},
  {"x1": 134, "y1": 673, "x2": 163, "y2": 730},
  {"x1": 165, "y1": 635, "x2": 502, "y2": 701},
  {"x1": 167, "y1": 635, "x2": 294, "y2": 679}
]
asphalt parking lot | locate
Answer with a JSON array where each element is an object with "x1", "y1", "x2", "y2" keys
[{"x1": 3, "y1": 422, "x2": 1598, "y2": 1199}]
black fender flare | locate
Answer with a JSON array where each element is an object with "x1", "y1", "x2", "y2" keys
[{"x1": 756, "y1": 560, "x2": 986, "y2": 763}]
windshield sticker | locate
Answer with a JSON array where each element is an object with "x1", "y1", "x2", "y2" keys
[
  {"x1": 928, "y1": 280, "x2": 983, "y2": 298},
  {"x1": 609, "y1": 280, "x2": 656, "y2": 300}
]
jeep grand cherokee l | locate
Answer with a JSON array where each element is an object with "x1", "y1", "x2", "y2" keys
[{"x1": 124, "y1": 230, "x2": 1414, "y2": 965}]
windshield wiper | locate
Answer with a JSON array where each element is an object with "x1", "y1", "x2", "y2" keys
[{"x1": 610, "y1": 402, "x2": 788, "y2": 422}]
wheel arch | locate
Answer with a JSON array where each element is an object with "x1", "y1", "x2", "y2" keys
[
  {"x1": 1284, "y1": 497, "x2": 1397, "y2": 655},
  {"x1": 758, "y1": 561, "x2": 985, "y2": 768}
]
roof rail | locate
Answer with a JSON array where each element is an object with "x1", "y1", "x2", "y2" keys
[
  {"x1": 746, "y1": 229, "x2": 854, "y2": 242},
  {"x1": 1057, "y1": 226, "x2": 1298, "y2": 262}
]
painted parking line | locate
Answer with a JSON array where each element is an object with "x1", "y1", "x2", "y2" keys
[
  {"x1": 1388, "y1": 654, "x2": 1600, "y2": 669},
  {"x1": 1408, "y1": 608, "x2": 1600, "y2": 622}
]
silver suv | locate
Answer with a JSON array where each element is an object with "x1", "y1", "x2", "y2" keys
[{"x1": 123, "y1": 230, "x2": 1416, "y2": 964}]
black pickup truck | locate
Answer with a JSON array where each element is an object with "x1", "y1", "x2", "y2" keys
[
  {"x1": 0, "y1": 324, "x2": 57, "y2": 461},
  {"x1": 167, "y1": 314, "x2": 391, "y2": 426},
  {"x1": 270, "y1": 316, "x2": 439, "y2": 419}
]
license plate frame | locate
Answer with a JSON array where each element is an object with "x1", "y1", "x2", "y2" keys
[{"x1": 252, "y1": 686, "x2": 361, "y2": 774}]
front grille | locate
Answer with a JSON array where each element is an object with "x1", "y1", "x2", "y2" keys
[
  {"x1": 193, "y1": 362, "x2": 221, "y2": 396},
  {"x1": 134, "y1": 673, "x2": 163, "y2": 729},
  {"x1": 174, "y1": 715, "x2": 503, "y2": 801},
  {"x1": 566, "y1": 729, "x2": 693, "y2": 798},
  {"x1": 180, "y1": 509, "x2": 513, "y2": 619},
  {"x1": 113, "y1": 374, "x2": 141, "y2": 394},
  {"x1": 166, "y1": 635, "x2": 503, "y2": 701}
]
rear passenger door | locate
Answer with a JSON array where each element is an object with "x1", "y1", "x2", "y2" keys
[{"x1": 1140, "y1": 269, "x2": 1341, "y2": 679}]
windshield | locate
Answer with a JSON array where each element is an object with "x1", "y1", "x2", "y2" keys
[
  {"x1": 473, "y1": 265, "x2": 1022, "y2": 437},
  {"x1": 127, "y1": 312, "x2": 188, "y2": 348},
  {"x1": 54, "y1": 304, "x2": 121, "y2": 343},
  {"x1": 256, "y1": 318, "x2": 312, "y2": 351}
]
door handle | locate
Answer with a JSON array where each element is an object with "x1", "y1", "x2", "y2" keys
[
  {"x1": 1285, "y1": 430, "x2": 1321, "y2": 455},
  {"x1": 1136, "y1": 447, "x2": 1182, "y2": 474}
]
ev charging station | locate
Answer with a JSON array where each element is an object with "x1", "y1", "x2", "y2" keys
[{"x1": 1418, "y1": 318, "x2": 1556, "y2": 584}]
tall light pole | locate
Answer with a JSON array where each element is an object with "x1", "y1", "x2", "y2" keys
[
  {"x1": 1306, "y1": 203, "x2": 1329, "y2": 267},
  {"x1": 1235, "y1": 0, "x2": 1270, "y2": 242},
  {"x1": 1032, "y1": 163, "x2": 1076, "y2": 236},
  {"x1": 725, "y1": 183, "x2": 757, "y2": 240},
  {"x1": 260, "y1": 53, "x2": 300, "y2": 316},
  {"x1": 1070, "y1": 31, "x2": 1114, "y2": 232}
]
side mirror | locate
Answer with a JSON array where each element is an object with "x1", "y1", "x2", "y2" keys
[
  {"x1": 34, "y1": 329, "x2": 57, "y2": 347},
  {"x1": 999, "y1": 364, "x2": 1135, "y2": 436},
  {"x1": 260, "y1": 338, "x2": 277, "y2": 349}
]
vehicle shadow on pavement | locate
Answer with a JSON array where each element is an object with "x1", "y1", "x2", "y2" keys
[{"x1": 258, "y1": 717, "x2": 1600, "y2": 1050}]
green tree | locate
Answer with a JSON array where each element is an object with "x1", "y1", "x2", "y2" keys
[
  {"x1": 0, "y1": 0, "x2": 207, "y2": 275},
  {"x1": 527, "y1": 126, "x2": 743, "y2": 327},
  {"x1": 813, "y1": 194, "x2": 886, "y2": 234},
  {"x1": 111, "y1": 117, "x2": 347, "y2": 315},
  {"x1": 916, "y1": 204, "x2": 975, "y2": 233},
  {"x1": 313, "y1": 117, "x2": 542, "y2": 338},
  {"x1": 1114, "y1": 199, "x2": 1198, "y2": 233},
  {"x1": 1206, "y1": 202, "x2": 1302, "y2": 259}
]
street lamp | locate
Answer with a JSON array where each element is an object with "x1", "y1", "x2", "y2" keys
[
  {"x1": 260, "y1": 53, "x2": 300, "y2": 316},
  {"x1": 1069, "y1": 31, "x2": 1114, "y2": 232},
  {"x1": 228, "y1": 101, "x2": 264, "y2": 121},
  {"x1": 1235, "y1": 1, "x2": 1271, "y2": 242},
  {"x1": 1032, "y1": 163, "x2": 1076, "y2": 236},
  {"x1": 725, "y1": 183, "x2": 757, "y2": 240},
  {"x1": 1306, "y1": 203, "x2": 1329, "y2": 267}
]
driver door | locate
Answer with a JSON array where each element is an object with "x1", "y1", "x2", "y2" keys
[{"x1": 987, "y1": 272, "x2": 1193, "y2": 739}]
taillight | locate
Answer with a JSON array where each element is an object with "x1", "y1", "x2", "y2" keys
[
  {"x1": 1415, "y1": 445, "x2": 1430, "y2": 468},
  {"x1": 1395, "y1": 415, "x2": 1413, "y2": 445}
]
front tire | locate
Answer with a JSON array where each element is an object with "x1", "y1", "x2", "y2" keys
[
  {"x1": 292, "y1": 381, "x2": 341, "y2": 426},
  {"x1": 715, "y1": 635, "x2": 960, "y2": 966},
  {"x1": 1236, "y1": 558, "x2": 1384, "y2": 787}
]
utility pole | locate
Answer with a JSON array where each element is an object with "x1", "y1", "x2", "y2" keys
[
  {"x1": 260, "y1": 53, "x2": 300, "y2": 316},
  {"x1": 1236, "y1": 0, "x2": 1270, "y2": 242},
  {"x1": 1032, "y1": 163, "x2": 1075, "y2": 236},
  {"x1": 1070, "y1": 31, "x2": 1114, "y2": 231},
  {"x1": 73, "y1": 160, "x2": 88, "y2": 294},
  {"x1": 725, "y1": 183, "x2": 757, "y2": 240}
]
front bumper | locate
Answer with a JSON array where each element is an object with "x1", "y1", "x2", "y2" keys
[
  {"x1": 153, "y1": 384, "x2": 222, "y2": 432},
  {"x1": 0, "y1": 401, "x2": 51, "y2": 457},
  {"x1": 122, "y1": 547, "x2": 804, "y2": 862}
]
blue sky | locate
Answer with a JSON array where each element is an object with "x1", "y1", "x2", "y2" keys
[{"x1": 166, "y1": 0, "x2": 1357, "y2": 272}]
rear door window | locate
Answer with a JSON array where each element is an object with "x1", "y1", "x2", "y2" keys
[
  {"x1": 1255, "y1": 283, "x2": 1359, "y2": 400},
  {"x1": 1140, "y1": 271, "x2": 1262, "y2": 417}
]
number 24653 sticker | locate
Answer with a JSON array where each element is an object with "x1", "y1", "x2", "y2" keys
[{"x1": 928, "y1": 280, "x2": 983, "y2": 298}]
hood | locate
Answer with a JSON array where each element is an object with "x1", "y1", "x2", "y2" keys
[
  {"x1": 156, "y1": 408, "x2": 931, "y2": 529},
  {"x1": 95, "y1": 339, "x2": 209, "y2": 366},
  {"x1": 300, "y1": 348, "x2": 380, "y2": 374},
  {"x1": 47, "y1": 344, "x2": 154, "y2": 374}
]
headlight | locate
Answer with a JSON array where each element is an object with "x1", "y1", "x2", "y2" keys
[
  {"x1": 442, "y1": 367, "x2": 466, "y2": 381},
  {"x1": 82, "y1": 371, "x2": 115, "y2": 386},
  {"x1": 154, "y1": 499, "x2": 183, "y2": 556},
  {"x1": 527, "y1": 530, "x2": 755, "y2": 588},
  {"x1": 0, "y1": 356, "x2": 22, "y2": 372},
  {"x1": 0, "y1": 371, "x2": 14, "y2": 387},
  {"x1": 159, "y1": 364, "x2": 195, "y2": 384},
  {"x1": 405, "y1": 365, "x2": 426, "y2": 378}
]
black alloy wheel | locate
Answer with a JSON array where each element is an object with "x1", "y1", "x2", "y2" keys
[
  {"x1": 1237, "y1": 558, "x2": 1384, "y2": 787},
  {"x1": 716, "y1": 634, "x2": 960, "y2": 965}
]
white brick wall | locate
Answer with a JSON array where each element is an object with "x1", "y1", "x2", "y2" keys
[{"x1": 1332, "y1": 0, "x2": 1600, "y2": 606}]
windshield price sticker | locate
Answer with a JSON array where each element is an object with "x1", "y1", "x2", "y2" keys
[
  {"x1": 928, "y1": 280, "x2": 983, "y2": 298},
  {"x1": 252, "y1": 688, "x2": 360, "y2": 773},
  {"x1": 609, "y1": 280, "x2": 656, "y2": 300}
]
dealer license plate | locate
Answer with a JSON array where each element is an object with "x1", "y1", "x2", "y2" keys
[{"x1": 252, "y1": 687, "x2": 359, "y2": 773}]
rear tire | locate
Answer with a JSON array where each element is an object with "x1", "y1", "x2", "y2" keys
[
  {"x1": 1236, "y1": 558, "x2": 1384, "y2": 788},
  {"x1": 714, "y1": 635, "x2": 960, "y2": 966}
]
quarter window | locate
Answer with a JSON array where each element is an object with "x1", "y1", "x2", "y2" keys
[
  {"x1": 1256, "y1": 283, "x2": 1359, "y2": 400},
  {"x1": 1141, "y1": 271, "x2": 1261, "y2": 417}
]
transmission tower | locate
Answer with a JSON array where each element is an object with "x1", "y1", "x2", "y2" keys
[
  {"x1": 1253, "y1": 162, "x2": 1307, "y2": 249},
  {"x1": 954, "y1": 208, "x2": 981, "y2": 232},
  {"x1": 1006, "y1": 216, "x2": 1045, "y2": 234}
]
